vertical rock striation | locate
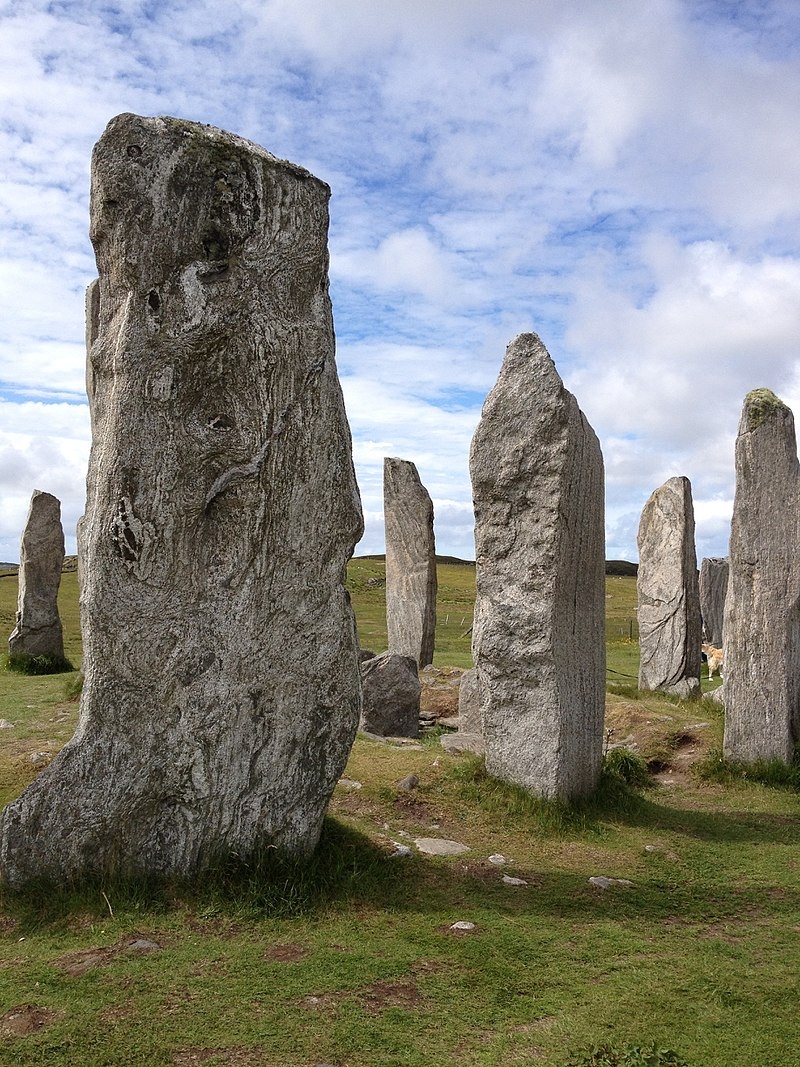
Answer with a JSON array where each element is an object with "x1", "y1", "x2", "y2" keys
[
  {"x1": 8, "y1": 491, "x2": 66, "y2": 661},
  {"x1": 383, "y1": 457, "x2": 437, "y2": 667},
  {"x1": 724, "y1": 389, "x2": 800, "y2": 763},
  {"x1": 637, "y1": 477, "x2": 701, "y2": 698},
  {"x1": 699, "y1": 557, "x2": 728, "y2": 648},
  {"x1": 0, "y1": 114, "x2": 363, "y2": 887},
  {"x1": 470, "y1": 333, "x2": 605, "y2": 801}
]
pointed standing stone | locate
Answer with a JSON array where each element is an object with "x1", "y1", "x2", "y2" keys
[
  {"x1": 384, "y1": 457, "x2": 437, "y2": 667},
  {"x1": 470, "y1": 333, "x2": 605, "y2": 801},
  {"x1": 637, "y1": 477, "x2": 701, "y2": 698},
  {"x1": 8, "y1": 491, "x2": 66, "y2": 662},
  {"x1": 699, "y1": 557, "x2": 728, "y2": 647},
  {"x1": 0, "y1": 114, "x2": 363, "y2": 887},
  {"x1": 724, "y1": 389, "x2": 800, "y2": 763}
]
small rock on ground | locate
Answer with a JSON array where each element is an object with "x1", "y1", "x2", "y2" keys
[{"x1": 414, "y1": 837, "x2": 470, "y2": 856}]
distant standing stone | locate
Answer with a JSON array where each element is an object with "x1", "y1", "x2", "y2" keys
[
  {"x1": 360, "y1": 651, "x2": 421, "y2": 738},
  {"x1": 699, "y1": 557, "x2": 728, "y2": 648},
  {"x1": 384, "y1": 457, "x2": 437, "y2": 667},
  {"x1": 0, "y1": 113, "x2": 363, "y2": 888},
  {"x1": 8, "y1": 491, "x2": 66, "y2": 661},
  {"x1": 637, "y1": 477, "x2": 701, "y2": 698},
  {"x1": 457, "y1": 667, "x2": 481, "y2": 735},
  {"x1": 470, "y1": 333, "x2": 605, "y2": 801},
  {"x1": 724, "y1": 389, "x2": 800, "y2": 763}
]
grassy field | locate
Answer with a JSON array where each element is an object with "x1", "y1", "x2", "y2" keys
[{"x1": 0, "y1": 562, "x2": 797, "y2": 1067}]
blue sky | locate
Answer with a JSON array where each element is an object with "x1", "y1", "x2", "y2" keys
[{"x1": 1, "y1": 0, "x2": 799, "y2": 562}]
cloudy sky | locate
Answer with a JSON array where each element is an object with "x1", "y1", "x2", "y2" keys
[{"x1": 1, "y1": 0, "x2": 798, "y2": 563}]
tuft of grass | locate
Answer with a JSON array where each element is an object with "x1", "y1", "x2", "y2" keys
[
  {"x1": 563, "y1": 1044, "x2": 691, "y2": 1067},
  {"x1": 602, "y1": 747, "x2": 651, "y2": 790},
  {"x1": 698, "y1": 745, "x2": 800, "y2": 791},
  {"x1": 6, "y1": 651, "x2": 75, "y2": 675}
]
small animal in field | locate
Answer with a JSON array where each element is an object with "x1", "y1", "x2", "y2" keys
[{"x1": 702, "y1": 642, "x2": 724, "y2": 679}]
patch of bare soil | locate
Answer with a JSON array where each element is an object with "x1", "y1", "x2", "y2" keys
[
  {"x1": 54, "y1": 935, "x2": 161, "y2": 976},
  {"x1": 357, "y1": 978, "x2": 423, "y2": 1014},
  {"x1": 263, "y1": 943, "x2": 309, "y2": 963},
  {"x1": 1, "y1": 1004, "x2": 58, "y2": 1039}
]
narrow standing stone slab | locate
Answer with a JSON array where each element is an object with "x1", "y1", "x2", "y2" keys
[
  {"x1": 637, "y1": 477, "x2": 701, "y2": 698},
  {"x1": 699, "y1": 557, "x2": 728, "y2": 648},
  {"x1": 724, "y1": 389, "x2": 800, "y2": 763},
  {"x1": 0, "y1": 113, "x2": 363, "y2": 887},
  {"x1": 470, "y1": 333, "x2": 605, "y2": 801},
  {"x1": 8, "y1": 491, "x2": 66, "y2": 661},
  {"x1": 383, "y1": 457, "x2": 437, "y2": 667}
]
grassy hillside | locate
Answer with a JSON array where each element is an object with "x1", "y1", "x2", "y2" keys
[{"x1": 0, "y1": 562, "x2": 796, "y2": 1067}]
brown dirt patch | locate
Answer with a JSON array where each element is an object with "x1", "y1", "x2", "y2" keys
[
  {"x1": 54, "y1": 935, "x2": 161, "y2": 976},
  {"x1": 358, "y1": 978, "x2": 423, "y2": 1014},
  {"x1": 263, "y1": 943, "x2": 309, "y2": 963},
  {"x1": 1, "y1": 1004, "x2": 58, "y2": 1038}
]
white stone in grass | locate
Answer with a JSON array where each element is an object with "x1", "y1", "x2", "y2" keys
[
  {"x1": 390, "y1": 843, "x2": 413, "y2": 859},
  {"x1": 502, "y1": 875, "x2": 528, "y2": 886},
  {"x1": 337, "y1": 778, "x2": 362, "y2": 790},
  {"x1": 449, "y1": 921, "x2": 476, "y2": 932},
  {"x1": 488, "y1": 853, "x2": 506, "y2": 865},
  {"x1": 589, "y1": 876, "x2": 634, "y2": 889},
  {"x1": 414, "y1": 837, "x2": 469, "y2": 856},
  {"x1": 0, "y1": 720, "x2": 14, "y2": 729}
]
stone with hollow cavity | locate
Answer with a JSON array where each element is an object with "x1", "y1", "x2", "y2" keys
[
  {"x1": 8, "y1": 491, "x2": 66, "y2": 662},
  {"x1": 383, "y1": 457, "x2": 437, "y2": 667},
  {"x1": 470, "y1": 333, "x2": 605, "y2": 801},
  {"x1": 723, "y1": 389, "x2": 800, "y2": 763},
  {"x1": 637, "y1": 476, "x2": 701, "y2": 699},
  {"x1": 0, "y1": 113, "x2": 363, "y2": 887}
]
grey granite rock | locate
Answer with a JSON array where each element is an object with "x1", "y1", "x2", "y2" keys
[
  {"x1": 0, "y1": 114, "x2": 363, "y2": 887},
  {"x1": 360, "y1": 651, "x2": 420, "y2": 737},
  {"x1": 470, "y1": 333, "x2": 605, "y2": 801},
  {"x1": 699, "y1": 557, "x2": 728, "y2": 648},
  {"x1": 8, "y1": 491, "x2": 66, "y2": 661}
]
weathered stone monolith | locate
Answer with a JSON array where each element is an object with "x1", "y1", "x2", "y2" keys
[
  {"x1": 0, "y1": 113, "x2": 363, "y2": 887},
  {"x1": 723, "y1": 389, "x2": 800, "y2": 763},
  {"x1": 699, "y1": 556, "x2": 728, "y2": 647},
  {"x1": 384, "y1": 457, "x2": 437, "y2": 667},
  {"x1": 470, "y1": 333, "x2": 605, "y2": 800},
  {"x1": 637, "y1": 477, "x2": 701, "y2": 698},
  {"x1": 359, "y1": 652, "x2": 420, "y2": 737},
  {"x1": 8, "y1": 491, "x2": 66, "y2": 662}
]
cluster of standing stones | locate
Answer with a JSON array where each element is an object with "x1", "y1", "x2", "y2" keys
[{"x1": 0, "y1": 114, "x2": 797, "y2": 887}]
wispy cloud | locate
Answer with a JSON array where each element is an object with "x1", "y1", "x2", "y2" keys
[{"x1": 0, "y1": 0, "x2": 798, "y2": 563}]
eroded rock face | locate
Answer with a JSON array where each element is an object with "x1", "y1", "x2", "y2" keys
[
  {"x1": 0, "y1": 114, "x2": 363, "y2": 887},
  {"x1": 699, "y1": 557, "x2": 728, "y2": 648},
  {"x1": 470, "y1": 333, "x2": 605, "y2": 801},
  {"x1": 8, "y1": 491, "x2": 65, "y2": 661},
  {"x1": 360, "y1": 652, "x2": 420, "y2": 738},
  {"x1": 383, "y1": 457, "x2": 437, "y2": 667},
  {"x1": 724, "y1": 389, "x2": 800, "y2": 763},
  {"x1": 637, "y1": 477, "x2": 701, "y2": 698}
]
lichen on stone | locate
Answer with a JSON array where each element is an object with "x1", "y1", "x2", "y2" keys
[{"x1": 744, "y1": 388, "x2": 789, "y2": 431}]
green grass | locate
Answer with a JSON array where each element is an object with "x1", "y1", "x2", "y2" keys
[{"x1": 0, "y1": 564, "x2": 797, "y2": 1066}]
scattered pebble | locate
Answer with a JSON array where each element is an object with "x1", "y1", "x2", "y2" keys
[
  {"x1": 644, "y1": 844, "x2": 660, "y2": 853},
  {"x1": 126, "y1": 938, "x2": 160, "y2": 954},
  {"x1": 488, "y1": 853, "x2": 506, "y2": 865},
  {"x1": 396, "y1": 773, "x2": 419, "y2": 791},
  {"x1": 390, "y1": 843, "x2": 412, "y2": 859},
  {"x1": 337, "y1": 777, "x2": 362, "y2": 790},
  {"x1": 414, "y1": 837, "x2": 470, "y2": 856},
  {"x1": 0, "y1": 719, "x2": 14, "y2": 729},
  {"x1": 502, "y1": 875, "x2": 528, "y2": 886},
  {"x1": 589, "y1": 876, "x2": 634, "y2": 890},
  {"x1": 449, "y1": 921, "x2": 476, "y2": 932}
]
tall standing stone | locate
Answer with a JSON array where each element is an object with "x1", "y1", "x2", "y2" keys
[
  {"x1": 8, "y1": 491, "x2": 66, "y2": 662},
  {"x1": 384, "y1": 457, "x2": 437, "y2": 667},
  {"x1": 699, "y1": 557, "x2": 728, "y2": 647},
  {"x1": 470, "y1": 333, "x2": 605, "y2": 801},
  {"x1": 724, "y1": 389, "x2": 800, "y2": 763},
  {"x1": 0, "y1": 114, "x2": 363, "y2": 887},
  {"x1": 637, "y1": 477, "x2": 701, "y2": 698}
]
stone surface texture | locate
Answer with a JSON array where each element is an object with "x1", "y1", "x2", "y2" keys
[
  {"x1": 8, "y1": 491, "x2": 66, "y2": 660},
  {"x1": 470, "y1": 332, "x2": 605, "y2": 801},
  {"x1": 699, "y1": 557, "x2": 728, "y2": 647},
  {"x1": 457, "y1": 667, "x2": 481, "y2": 735},
  {"x1": 359, "y1": 651, "x2": 420, "y2": 738},
  {"x1": 723, "y1": 389, "x2": 800, "y2": 763},
  {"x1": 383, "y1": 457, "x2": 437, "y2": 666},
  {"x1": 0, "y1": 114, "x2": 363, "y2": 887},
  {"x1": 637, "y1": 476, "x2": 701, "y2": 698}
]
